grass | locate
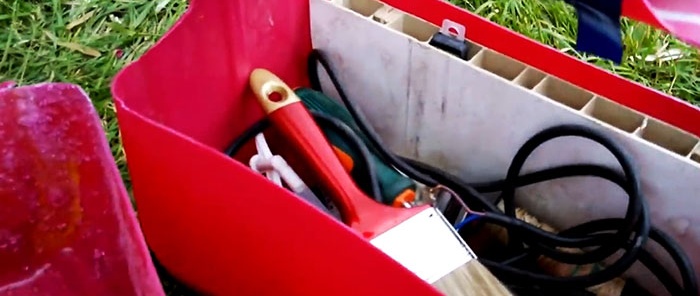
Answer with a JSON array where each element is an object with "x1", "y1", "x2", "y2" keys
[
  {"x1": 454, "y1": 0, "x2": 699, "y2": 104},
  {"x1": 0, "y1": 0, "x2": 698, "y2": 294},
  {"x1": 0, "y1": 0, "x2": 189, "y2": 188}
]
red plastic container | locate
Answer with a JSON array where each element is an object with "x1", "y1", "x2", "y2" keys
[
  {"x1": 624, "y1": 0, "x2": 700, "y2": 47},
  {"x1": 110, "y1": 0, "x2": 700, "y2": 295},
  {"x1": 0, "y1": 83, "x2": 163, "y2": 296}
]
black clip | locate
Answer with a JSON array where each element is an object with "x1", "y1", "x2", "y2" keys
[{"x1": 429, "y1": 20, "x2": 471, "y2": 60}]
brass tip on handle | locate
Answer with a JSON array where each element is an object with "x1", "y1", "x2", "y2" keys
[{"x1": 249, "y1": 68, "x2": 301, "y2": 114}]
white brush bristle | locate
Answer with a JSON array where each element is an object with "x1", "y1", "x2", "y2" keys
[{"x1": 433, "y1": 260, "x2": 512, "y2": 296}]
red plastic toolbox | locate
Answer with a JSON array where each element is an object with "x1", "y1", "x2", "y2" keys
[{"x1": 111, "y1": 0, "x2": 700, "y2": 295}]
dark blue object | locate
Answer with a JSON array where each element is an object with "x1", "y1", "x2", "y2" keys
[{"x1": 566, "y1": 0, "x2": 624, "y2": 64}]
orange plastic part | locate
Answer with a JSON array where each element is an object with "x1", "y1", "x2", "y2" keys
[
  {"x1": 332, "y1": 145, "x2": 355, "y2": 172},
  {"x1": 392, "y1": 190, "x2": 417, "y2": 208}
]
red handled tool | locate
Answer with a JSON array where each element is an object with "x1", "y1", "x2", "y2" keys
[
  {"x1": 249, "y1": 68, "x2": 476, "y2": 284},
  {"x1": 249, "y1": 68, "x2": 422, "y2": 237}
]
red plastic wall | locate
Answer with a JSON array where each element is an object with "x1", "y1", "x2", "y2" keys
[{"x1": 111, "y1": 0, "x2": 442, "y2": 295}]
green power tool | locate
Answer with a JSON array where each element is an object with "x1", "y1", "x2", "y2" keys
[{"x1": 295, "y1": 88, "x2": 417, "y2": 207}]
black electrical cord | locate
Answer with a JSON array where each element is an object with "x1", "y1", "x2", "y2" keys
[
  {"x1": 650, "y1": 225, "x2": 699, "y2": 295},
  {"x1": 406, "y1": 154, "x2": 695, "y2": 295},
  {"x1": 637, "y1": 249, "x2": 684, "y2": 296},
  {"x1": 497, "y1": 125, "x2": 646, "y2": 263},
  {"x1": 402, "y1": 156, "x2": 635, "y2": 239},
  {"x1": 303, "y1": 48, "x2": 697, "y2": 294},
  {"x1": 310, "y1": 110, "x2": 382, "y2": 202},
  {"x1": 558, "y1": 218, "x2": 696, "y2": 295},
  {"x1": 224, "y1": 118, "x2": 270, "y2": 156},
  {"x1": 307, "y1": 50, "x2": 439, "y2": 187}
]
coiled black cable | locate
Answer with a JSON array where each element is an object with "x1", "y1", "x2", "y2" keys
[
  {"x1": 498, "y1": 125, "x2": 647, "y2": 262},
  {"x1": 404, "y1": 156, "x2": 695, "y2": 295},
  {"x1": 560, "y1": 218, "x2": 698, "y2": 295}
]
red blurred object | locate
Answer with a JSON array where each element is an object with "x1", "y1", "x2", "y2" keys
[
  {"x1": 0, "y1": 81, "x2": 15, "y2": 91},
  {"x1": 623, "y1": 0, "x2": 700, "y2": 47},
  {"x1": 0, "y1": 83, "x2": 163, "y2": 295},
  {"x1": 110, "y1": 0, "x2": 700, "y2": 295}
]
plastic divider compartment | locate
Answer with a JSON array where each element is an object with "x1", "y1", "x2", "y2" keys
[
  {"x1": 469, "y1": 49, "x2": 527, "y2": 81},
  {"x1": 462, "y1": 43, "x2": 483, "y2": 61},
  {"x1": 533, "y1": 76, "x2": 594, "y2": 110},
  {"x1": 692, "y1": 151, "x2": 700, "y2": 164},
  {"x1": 336, "y1": 0, "x2": 383, "y2": 16},
  {"x1": 513, "y1": 67, "x2": 546, "y2": 89},
  {"x1": 371, "y1": 5, "x2": 403, "y2": 24},
  {"x1": 692, "y1": 154, "x2": 700, "y2": 163},
  {"x1": 691, "y1": 142, "x2": 700, "y2": 164},
  {"x1": 386, "y1": 13, "x2": 439, "y2": 42},
  {"x1": 581, "y1": 96, "x2": 646, "y2": 133},
  {"x1": 637, "y1": 118, "x2": 700, "y2": 156},
  {"x1": 372, "y1": 4, "x2": 482, "y2": 61}
]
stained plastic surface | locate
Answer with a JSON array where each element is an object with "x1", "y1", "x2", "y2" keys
[
  {"x1": 110, "y1": 0, "x2": 700, "y2": 295},
  {"x1": 0, "y1": 83, "x2": 163, "y2": 295}
]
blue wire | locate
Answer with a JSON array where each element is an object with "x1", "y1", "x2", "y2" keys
[{"x1": 455, "y1": 214, "x2": 481, "y2": 231}]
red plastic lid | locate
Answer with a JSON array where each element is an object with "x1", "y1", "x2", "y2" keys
[{"x1": 623, "y1": 0, "x2": 700, "y2": 48}]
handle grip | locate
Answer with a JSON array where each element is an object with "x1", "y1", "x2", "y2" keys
[{"x1": 249, "y1": 69, "x2": 422, "y2": 238}]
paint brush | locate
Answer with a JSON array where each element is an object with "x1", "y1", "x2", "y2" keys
[{"x1": 248, "y1": 68, "x2": 511, "y2": 296}]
